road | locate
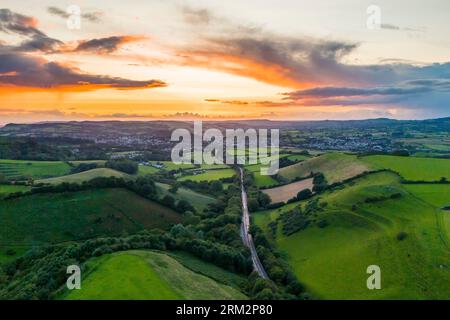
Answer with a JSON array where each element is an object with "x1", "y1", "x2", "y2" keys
[{"x1": 239, "y1": 167, "x2": 269, "y2": 279}]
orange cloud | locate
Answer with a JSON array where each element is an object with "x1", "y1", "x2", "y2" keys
[{"x1": 182, "y1": 51, "x2": 311, "y2": 89}]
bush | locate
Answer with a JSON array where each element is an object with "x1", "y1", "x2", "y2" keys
[
  {"x1": 297, "y1": 189, "x2": 312, "y2": 201},
  {"x1": 397, "y1": 231, "x2": 408, "y2": 241},
  {"x1": 105, "y1": 159, "x2": 138, "y2": 174}
]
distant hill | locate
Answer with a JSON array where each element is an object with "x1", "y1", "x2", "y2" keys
[{"x1": 1, "y1": 117, "x2": 449, "y2": 138}]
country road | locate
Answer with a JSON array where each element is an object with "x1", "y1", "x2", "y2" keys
[{"x1": 239, "y1": 167, "x2": 269, "y2": 279}]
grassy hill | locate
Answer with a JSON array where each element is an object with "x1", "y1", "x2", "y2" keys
[
  {"x1": 36, "y1": 168, "x2": 130, "y2": 185},
  {"x1": 0, "y1": 159, "x2": 71, "y2": 180},
  {"x1": 155, "y1": 182, "x2": 215, "y2": 212},
  {"x1": 0, "y1": 188, "x2": 182, "y2": 246},
  {"x1": 278, "y1": 153, "x2": 370, "y2": 183},
  {"x1": 362, "y1": 155, "x2": 450, "y2": 181},
  {"x1": 254, "y1": 172, "x2": 450, "y2": 299},
  {"x1": 64, "y1": 250, "x2": 247, "y2": 300}
]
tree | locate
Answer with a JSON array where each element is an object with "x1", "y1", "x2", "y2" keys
[
  {"x1": 312, "y1": 173, "x2": 328, "y2": 192},
  {"x1": 210, "y1": 180, "x2": 223, "y2": 192},
  {"x1": 297, "y1": 188, "x2": 312, "y2": 200},
  {"x1": 161, "y1": 195, "x2": 175, "y2": 208},
  {"x1": 169, "y1": 183, "x2": 179, "y2": 194},
  {"x1": 247, "y1": 198, "x2": 259, "y2": 212},
  {"x1": 176, "y1": 199, "x2": 195, "y2": 213}
]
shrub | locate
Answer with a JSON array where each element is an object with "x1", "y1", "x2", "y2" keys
[{"x1": 397, "y1": 231, "x2": 408, "y2": 241}]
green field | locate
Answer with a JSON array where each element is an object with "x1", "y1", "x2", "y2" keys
[
  {"x1": 138, "y1": 165, "x2": 160, "y2": 175},
  {"x1": 156, "y1": 182, "x2": 215, "y2": 212},
  {"x1": 0, "y1": 188, "x2": 182, "y2": 246},
  {"x1": 178, "y1": 168, "x2": 236, "y2": 182},
  {"x1": 404, "y1": 184, "x2": 450, "y2": 247},
  {"x1": 0, "y1": 184, "x2": 30, "y2": 197},
  {"x1": 64, "y1": 251, "x2": 247, "y2": 300},
  {"x1": 254, "y1": 172, "x2": 450, "y2": 299},
  {"x1": 245, "y1": 163, "x2": 279, "y2": 188},
  {"x1": 279, "y1": 153, "x2": 370, "y2": 183},
  {"x1": 0, "y1": 160, "x2": 71, "y2": 180},
  {"x1": 362, "y1": 155, "x2": 450, "y2": 181},
  {"x1": 37, "y1": 168, "x2": 130, "y2": 185}
]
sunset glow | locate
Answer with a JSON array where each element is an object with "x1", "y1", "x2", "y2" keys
[{"x1": 1, "y1": 0, "x2": 449, "y2": 124}]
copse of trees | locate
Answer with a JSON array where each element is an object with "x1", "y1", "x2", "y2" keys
[
  {"x1": 105, "y1": 159, "x2": 138, "y2": 174},
  {"x1": 250, "y1": 224, "x2": 311, "y2": 300}
]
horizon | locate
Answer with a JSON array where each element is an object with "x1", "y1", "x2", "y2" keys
[
  {"x1": 2, "y1": 115, "x2": 450, "y2": 129},
  {"x1": 1, "y1": 1, "x2": 450, "y2": 123}
]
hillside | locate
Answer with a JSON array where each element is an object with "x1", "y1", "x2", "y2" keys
[
  {"x1": 278, "y1": 153, "x2": 370, "y2": 183},
  {"x1": 155, "y1": 182, "x2": 215, "y2": 212},
  {"x1": 0, "y1": 188, "x2": 183, "y2": 245},
  {"x1": 64, "y1": 250, "x2": 247, "y2": 300},
  {"x1": 254, "y1": 171, "x2": 450, "y2": 299},
  {"x1": 36, "y1": 168, "x2": 130, "y2": 185}
]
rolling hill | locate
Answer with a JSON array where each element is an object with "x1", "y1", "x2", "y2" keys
[
  {"x1": 0, "y1": 188, "x2": 183, "y2": 246},
  {"x1": 278, "y1": 153, "x2": 370, "y2": 183},
  {"x1": 254, "y1": 171, "x2": 450, "y2": 299},
  {"x1": 64, "y1": 250, "x2": 247, "y2": 300},
  {"x1": 36, "y1": 168, "x2": 130, "y2": 185}
]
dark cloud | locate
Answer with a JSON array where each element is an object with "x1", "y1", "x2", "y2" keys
[
  {"x1": 0, "y1": 51, "x2": 167, "y2": 90},
  {"x1": 0, "y1": 8, "x2": 41, "y2": 36},
  {"x1": 204, "y1": 99, "x2": 249, "y2": 105},
  {"x1": 283, "y1": 85, "x2": 433, "y2": 100},
  {"x1": 74, "y1": 36, "x2": 146, "y2": 53},
  {"x1": 15, "y1": 34, "x2": 63, "y2": 53},
  {"x1": 47, "y1": 6, "x2": 102, "y2": 23},
  {"x1": 0, "y1": 8, "x2": 63, "y2": 53}
]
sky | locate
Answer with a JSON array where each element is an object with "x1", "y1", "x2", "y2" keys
[{"x1": 0, "y1": 0, "x2": 449, "y2": 124}]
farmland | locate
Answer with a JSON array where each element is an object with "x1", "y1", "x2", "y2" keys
[
  {"x1": 64, "y1": 251, "x2": 247, "y2": 300},
  {"x1": 177, "y1": 168, "x2": 236, "y2": 182},
  {"x1": 262, "y1": 178, "x2": 314, "y2": 203},
  {"x1": 0, "y1": 160, "x2": 71, "y2": 180},
  {"x1": 254, "y1": 171, "x2": 450, "y2": 299},
  {"x1": 362, "y1": 155, "x2": 450, "y2": 181},
  {"x1": 0, "y1": 188, "x2": 182, "y2": 246}
]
